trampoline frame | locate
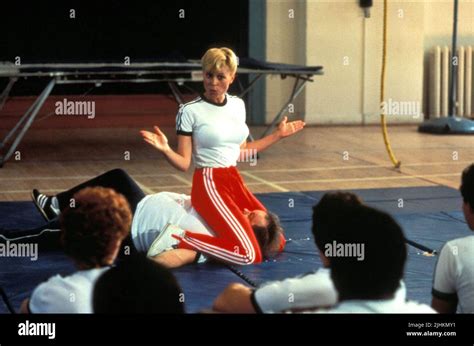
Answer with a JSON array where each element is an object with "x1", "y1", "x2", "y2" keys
[{"x1": 0, "y1": 60, "x2": 323, "y2": 167}]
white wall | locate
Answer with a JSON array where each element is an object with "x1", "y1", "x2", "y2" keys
[
  {"x1": 424, "y1": 0, "x2": 473, "y2": 49},
  {"x1": 264, "y1": 0, "x2": 474, "y2": 125},
  {"x1": 265, "y1": 0, "x2": 307, "y2": 123},
  {"x1": 305, "y1": 0, "x2": 367, "y2": 124}
]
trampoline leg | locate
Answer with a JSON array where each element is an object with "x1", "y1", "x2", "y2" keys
[
  {"x1": 0, "y1": 78, "x2": 56, "y2": 167},
  {"x1": 0, "y1": 77, "x2": 17, "y2": 113},
  {"x1": 168, "y1": 81, "x2": 184, "y2": 105},
  {"x1": 239, "y1": 74, "x2": 263, "y2": 98}
]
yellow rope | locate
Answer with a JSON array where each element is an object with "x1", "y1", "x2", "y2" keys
[{"x1": 380, "y1": 0, "x2": 401, "y2": 168}]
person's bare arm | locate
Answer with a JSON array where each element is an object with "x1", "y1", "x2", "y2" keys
[
  {"x1": 212, "y1": 283, "x2": 257, "y2": 313},
  {"x1": 151, "y1": 248, "x2": 198, "y2": 268},
  {"x1": 242, "y1": 116, "x2": 305, "y2": 154},
  {"x1": 431, "y1": 296, "x2": 457, "y2": 313},
  {"x1": 141, "y1": 128, "x2": 192, "y2": 172},
  {"x1": 20, "y1": 298, "x2": 30, "y2": 314}
]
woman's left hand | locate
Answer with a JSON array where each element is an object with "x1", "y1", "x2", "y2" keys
[{"x1": 276, "y1": 116, "x2": 306, "y2": 139}]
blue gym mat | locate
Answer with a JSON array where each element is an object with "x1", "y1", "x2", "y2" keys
[{"x1": 0, "y1": 186, "x2": 468, "y2": 313}]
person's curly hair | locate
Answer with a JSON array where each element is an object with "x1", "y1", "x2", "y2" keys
[{"x1": 60, "y1": 187, "x2": 132, "y2": 267}]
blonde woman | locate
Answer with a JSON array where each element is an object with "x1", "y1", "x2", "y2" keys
[{"x1": 141, "y1": 47, "x2": 304, "y2": 265}]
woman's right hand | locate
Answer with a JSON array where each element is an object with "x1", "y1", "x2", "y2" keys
[
  {"x1": 141, "y1": 127, "x2": 192, "y2": 172},
  {"x1": 140, "y1": 126, "x2": 170, "y2": 153}
]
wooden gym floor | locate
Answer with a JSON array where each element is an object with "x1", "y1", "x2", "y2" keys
[{"x1": 0, "y1": 124, "x2": 473, "y2": 202}]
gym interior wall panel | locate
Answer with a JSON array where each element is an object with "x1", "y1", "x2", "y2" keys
[
  {"x1": 264, "y1": 0, "x2": 473, "y2": 125},
  {"x1": 265, "y1": 0, "x2": 307, "y2": 124},
  {"x1": 304, "y1": 1, "x2": 424, "y2": 125},
  {"x1": 304, "y1": 0, "x2": 365, "y2": 125}
]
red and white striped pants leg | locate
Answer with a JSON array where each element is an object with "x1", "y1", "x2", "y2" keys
[{"x1": 177, "y1": 167, "x2": 263, "y2": 265}]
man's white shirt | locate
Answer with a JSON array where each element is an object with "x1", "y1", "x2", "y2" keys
[
  {"x1": 253, "y1": 268, "x2": 410, "y2": 313},
  {"x1": 131, "y1": 192, "x2": 215, "y2": 253},
  {"x1": 310, "y1": 299, "x2": 435, "y2": 313},
  {"x1": 29, "y1": 267, "x2": 108, "y2": 313},
  {"x1": 432, "y1": 235, "x2": 474, "y2": 313}
]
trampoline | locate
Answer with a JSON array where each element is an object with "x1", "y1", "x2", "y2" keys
[{"x1": 0, "y1": 58, "x2": 323, "y2": 167}]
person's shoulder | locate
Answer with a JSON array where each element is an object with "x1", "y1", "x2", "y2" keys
[
  {"x1": 226, "y1": 94, "x2": 246, "y2": 116},
  {"x1": 42, "y1": 268, "x2": 107, "y2": 287},
  {"x1": 401, "y1": 301, "x2": 437, "y2": 313},
  {"x1": 32, "y1": 274, "x2": 65, "y2": 293},
  {"x1": 320, "y1": 299, "x2": 437, "y2": 313},
  {"x1": 440, "y1": 235, "x2": 474, "y2": 257},
  {"x1": 291, "y1": 268, "x2": 332, "y2": 283},
  {"x1": 78, "y1": 267, "x2": 110, "y2": 281},
  {"x1": 30, "y1": 273, "x2": 74, "y2": 306},
  {"x1": 227, "y1": 94, "x2": 244, "y2": 104},
  {"x1": 258, "y1": 268, "x2": 330, "y2": 290},
  {"x1": 447, "y1": 234, "x2": 474, "y2": 246},
  {"x1": 179, "y1": 96, "x2": 204, "y2": 112},
  {"x1": 30, "y1": 270, "x2": 104, "y2": 313}
]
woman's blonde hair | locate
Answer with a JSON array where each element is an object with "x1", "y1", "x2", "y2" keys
[{"x1": 201, "y1": 47, "x2": 238, "y2": 75}]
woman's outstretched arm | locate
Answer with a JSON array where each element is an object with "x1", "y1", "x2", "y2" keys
[
  {"x1": 141, "y1": 127, "x2": 192, "y2": 172},
  {"x1": 242, "y1": 116, "x2": 305, "y2": 154}
]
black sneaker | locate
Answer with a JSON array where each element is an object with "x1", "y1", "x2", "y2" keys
[{"x1": 31, "y1": 189, "x2": 58, "y2": 222}]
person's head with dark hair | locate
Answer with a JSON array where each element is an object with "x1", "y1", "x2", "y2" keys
[
  {"x1": 252, "y1": 211, "x2": 285, "y2": 258},
  {"x1": 460, "y1": 163, "x2": 474, "y2": 230},
  {"x1": 312, "y1": 191, "x2": 363, "y2": 265},
  {"x1": 60, "y1": 187, "x2": 132, "y2": 269},
  {"x1": 313, "y1": 201, "x2": 407, "y2": 301},
  {"x1": 93, "y1": 254, "x2": 185, "y2": 313}
]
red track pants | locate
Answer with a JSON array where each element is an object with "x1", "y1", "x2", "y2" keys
[{"x1": 177, "y1": 166, "x2": 265, "y2": 265}]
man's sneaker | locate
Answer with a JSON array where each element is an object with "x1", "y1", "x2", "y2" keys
[
  {"x1": 31, "y1": 189, "x2": 59, "y2": 222},
  {"x1": 147, "y1": 223, "x2": 185, "y2": 258}
]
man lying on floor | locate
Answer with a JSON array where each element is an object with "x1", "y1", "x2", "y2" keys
[{"x1": 2, "y1": 169, "x2": 284, "y2": 267}]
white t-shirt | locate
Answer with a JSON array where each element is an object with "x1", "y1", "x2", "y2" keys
[
  {"x1": 310, "y1": 299, "x2": 436, "y2": 313},
  {"x1": 131, "y1": 192, "x2": 215, "y2": 253},
  {"x1": 176, "y1": 94, "x2": 249, "y2": 168},
  {"x1": 253, "y1": 268, "x2": 337, "y2": 313},
  {"x1": 432, "y1": 235, "x2": 474, "y2": 313},
  {"x1": 252, "y1": 268, "x2": 408, "y2": 313},
  {"x1": 29, "y1": 267, "x2": 108, "y2": 313}
]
